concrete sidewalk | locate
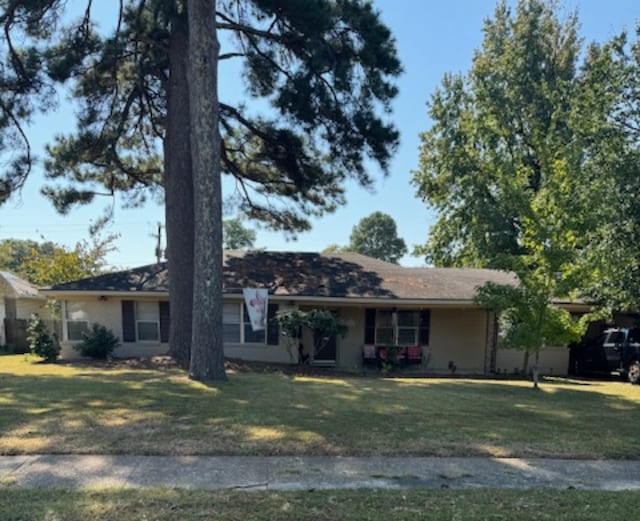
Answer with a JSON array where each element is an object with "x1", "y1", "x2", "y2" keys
[{"x1": 2, "y1": 455, "x2": 640, "y2": 491}]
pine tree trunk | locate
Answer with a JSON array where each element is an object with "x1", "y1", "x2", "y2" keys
[
  {"x1": 165, "y1": 11, "x2": 194, "y2": 371},
  {"x1": 187, "y1": 0, "x2": 226, "y2": 381}
]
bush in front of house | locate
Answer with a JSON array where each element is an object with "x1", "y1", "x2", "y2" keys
[
  {"x1": 27, "y1": 316, "x2": 60, "y2": 363},
  {"x1": 75, "y1": 324, "x2": 120, "y2": 359}
]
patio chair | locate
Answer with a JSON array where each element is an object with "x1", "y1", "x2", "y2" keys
[
  {"x1": 362, "y1": 344, "x2": 377, "y2": 367},
  {"x1": 406, "y1": 346, "x2": 422, "y2": 365}
]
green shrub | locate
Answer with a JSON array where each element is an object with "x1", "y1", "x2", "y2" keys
[
  {"x1": 75, "y1": 324, "x2": 120, "y2": 359},
  {"x1": 27, "y1": 317, "x2": 60, "y2": 363}
]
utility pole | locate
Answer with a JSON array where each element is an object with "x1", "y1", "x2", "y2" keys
[{"x1": 152, "y1": 222, "x2": 164, "y2": 263}]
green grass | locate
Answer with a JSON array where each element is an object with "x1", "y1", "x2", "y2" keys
[
  {"x1": 1, "y1": 488, "x2": 639, "y2": 520},
  {"x1": 1, "y1": 355, "x2": 639, "y2": 458}
]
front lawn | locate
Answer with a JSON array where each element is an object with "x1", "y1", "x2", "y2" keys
[
  {"x1": 1, "y1": 488, "x2": 639, "y2": 521},
  {"x1": 1, "y1": 355, "x2": 639, "y2": 458}
]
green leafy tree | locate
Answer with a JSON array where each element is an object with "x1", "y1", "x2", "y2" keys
[
  {"x1": 273, "y1": 308, "x2": 348, "y2": 361},
  {"x1": 571, "y1": 31, "x2": 640, "y2": 313},
  {"x1": 414, "y1": 0, "x2": 587, "y2": 268},
  {"x1": 475, "y1": 283, "x2": 584, "y2": 387},
  {"x1": 0, "y1": 235, "x2": 116, "y2": 286},
  {"x1": 1, "y1": 0, "x2": 401, "y2": 380},
  {"x1": 412, "y1": 0, "x2": 604, "y2": 383},
  {"x1": 0, "y1": 239, "x2": 56, "y2": 275},
  {"x1": 321, "y1": 244, "x2": 347, "y2": 255},
  {"x1": 305, "y1": 309, "x2": 348, "y2": 357},
  {"x1": 348, "y1": 211, "x2": 407, "y2": 263},
  {"x1": 223, "y1": 218, "x2": 256, "y2": 250},
  {"x1": 272, "y1": 308, "x2": 306, "y2": 361}
]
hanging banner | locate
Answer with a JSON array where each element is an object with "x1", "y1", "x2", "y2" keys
[{"x1": 243, "y1": 288, "x2": 269, "y2": 331}]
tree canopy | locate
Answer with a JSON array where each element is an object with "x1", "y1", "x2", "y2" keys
[
  {"x1": 223, "y1": 218, "x2": 256, "y2": 250},
  {"x1": 0, "y1": 235, "x2": 115, "y2": 286},
  {"x1": 411, "y1": 0, "x2": 640, "y2": 380},
  {"x1": 574, "y1": 31, "x2": 640, "y2": 314},
  {"x1": 348, "y1": 211, "x2": 407, "y2": 263},
  {"x1": 414, "y1": 0, "x2": 586, "y2": 270},
  {"x1": 0, "y1": 0, "x2": 62, "y2": 204},
  {"x1": 0, "y1": 239, "x2": 56, "y2": 274},
  {"x1": 35, "y1": 0, "x2": 401, "y2": 232}
]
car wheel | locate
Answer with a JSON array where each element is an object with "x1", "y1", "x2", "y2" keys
[{"x1": 628, "y1": 361, "x2": 640, "y2": 385}]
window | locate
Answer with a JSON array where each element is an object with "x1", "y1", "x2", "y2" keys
[
  {"x1": 375, "y1": 310, "x2": 394, "y2": 344},
  {"x1": 367, "y1": 308, "x2": 430, "y2": 346},
  {"x1": 65, "y1": 302, "x2": 89, "y2": 341},
  {"x1": 136, "y1": 301, "x2": 159, "y2": 341},
  {"x1": 225, "y1": 302, "x2": 265, "y2": 344},
  {"x1": 223, "y1": 302, "x2": 277, "y2": 344},
  {"x1": 223, "y1": 303, "x2": 241, "y2": 343},
  {"x1": 397, "y1": 311, "x2": 419, "y2": 345},
  {"x1": 122, "y1": 301, "x2": 169, "y2": 343}
]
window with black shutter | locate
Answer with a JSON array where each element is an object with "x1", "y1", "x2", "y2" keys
[
  {"x1": 364, "y1": 309, "x2": 376, "y2": 344},
  {"x1": 419, "y1": 309, "x2": 430, "y2": 346},
  {"x1": 159, "y1": 301, "x2": 170, "y2": 343},
  {"x1": 121, "y1": 300, "x2": 136, "y2": 342},
  {"x1": 267, "y1": 303, "x2": 279, "y2": 345}
]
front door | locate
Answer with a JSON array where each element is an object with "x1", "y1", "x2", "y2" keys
[
  {"x1": 313, "y1": 330, "x2": 337, "y2": 364},
  {"x1": 312, "y1": 308, "x2": 339, "y2": 365}
]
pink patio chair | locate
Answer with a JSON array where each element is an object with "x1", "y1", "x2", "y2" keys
[
  {"x1": 362, "y1": 344, "x2": 377, "y2": 367},
  {"x1": 406, "y1": 346, "x2": 422, "y2": 365}
]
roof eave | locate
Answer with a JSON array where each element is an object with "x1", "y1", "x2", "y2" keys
[{"x1": 41, "y1": 290, "x2": 485, "y2": 308}]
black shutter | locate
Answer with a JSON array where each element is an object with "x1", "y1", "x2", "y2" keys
[
  {"x1": 364, "y1": 309, "x2": 376, "y2": 344},
  {"x1": 159, "y1": 301, "x2": 170, "y2": 343},
  {"x1": 267, "y1": 303, "x2": 279, "y2": 345},
  {"x1": 419, "y1": 310, "x2": 430, "y2": 346},
  {"x1": 122, "y1": 300, "x2": 136, "y2": 342}
]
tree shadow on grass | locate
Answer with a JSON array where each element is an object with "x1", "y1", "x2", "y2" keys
[{"x1": 1, "y1": 370, "x2": 639, "y2": 458}]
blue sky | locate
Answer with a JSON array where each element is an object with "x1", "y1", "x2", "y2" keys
[{"x1": 0, "y1": 0, "x2": 638, "y2": 268}]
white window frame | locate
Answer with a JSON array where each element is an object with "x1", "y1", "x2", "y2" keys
[
  {"x1": 136, "y1": 301, "x2": 160, "y2": 342},
  {"x1": 374, "y1": 309, "x2": 420, "y2": 346},
  {"x1": 223, "y1": 302, "x2": 267, "y2": 344},
  {"x1": 396, "y1": 310, "x2": 420, "y2": 346},
  {"x1": 64, "y1": 301, "x2": 89, "y2": 342},
  {"x1": 375, "y1": 309, "x2": 394, "y2": 345}
]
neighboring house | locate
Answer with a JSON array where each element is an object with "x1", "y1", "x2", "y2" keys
[
  {"x1": 0, "y1": 271, "x2": 53, "y2": 348},
  {"x1": 41, "y1": 251, "x2": 585, "y2": 375}
]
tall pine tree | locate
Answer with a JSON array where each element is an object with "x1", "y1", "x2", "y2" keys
[{"x1": 1, "y1": 0, "x2": 401, "y2": 379}]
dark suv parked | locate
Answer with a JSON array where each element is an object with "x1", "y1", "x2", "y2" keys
[{"x1": 571, "y1": 327, "x2": 640, "y2": 384}]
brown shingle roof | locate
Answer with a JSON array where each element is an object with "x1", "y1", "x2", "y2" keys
[
  {"x1": 46, "y1": 251, "x2": 518, "y2": 302},
  {"x1": 0, "y1": 271, "x2": 44, "y2": 300}
]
